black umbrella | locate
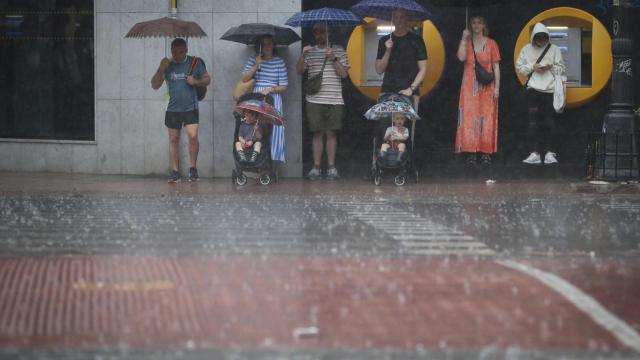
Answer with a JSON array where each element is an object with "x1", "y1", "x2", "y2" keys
[
  {"x1": 428, "y1": 0, "x2": 504, "y2": 24},
  {"x1": 220, "y1": 23, "x2": 301, "y2": 46}
]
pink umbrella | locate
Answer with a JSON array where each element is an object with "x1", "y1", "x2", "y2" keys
[{"x1": 234, "y1": 99, "x2": 285, "y2": 126}]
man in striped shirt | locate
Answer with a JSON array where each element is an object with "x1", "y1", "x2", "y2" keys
[{"x1": 296, "y1": 23, "x2": 350, "y2": 180}]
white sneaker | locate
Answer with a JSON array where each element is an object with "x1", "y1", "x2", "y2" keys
[
  {"x1": 307, "y1": 167, "x2": 321, "y2": 180},
  {"x1": 544, "y1": 152, "x2": 558, "y2": 164},
  {"x1": 522, "y1": 152, "x2": 541, "y2": 164},
  {"x1": 326, "y1": 167, "x2": 339, "y2": 180}
]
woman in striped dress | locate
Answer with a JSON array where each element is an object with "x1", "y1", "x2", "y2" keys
[{"x1": 241, "y1": 35, "x2": 288, "y2": 162}]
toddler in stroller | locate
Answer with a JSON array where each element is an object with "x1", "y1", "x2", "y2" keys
[
  {"x1": 231, "y1": 93, "x2": 276, "y2": 186},
  {"x1": 380, "y1": 112, "x2": 409, "y2": 161},
  {"x1": 235, "y1": 110, "x2": 263, "y2": 163},
  {"x1": 368, "y1": 95, "x2": 419, "y2": 186}
]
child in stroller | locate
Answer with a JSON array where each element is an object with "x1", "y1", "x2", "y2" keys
[
  {"x1": 235, "y1": 110, "x2": 263, "y2": 163},
  {"x1": 380, "y1": 112, "x2": 409, "y2": 161},
  {"x1": 231, "y1": 93, "x2": 276, "y2": 186},
  {"x1": 373, "y1": 112, "x2": 418, "y2": 187}
]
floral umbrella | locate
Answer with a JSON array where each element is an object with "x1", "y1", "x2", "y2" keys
[
  {"x1": 365, "y1": 99, "x2": 420, "y2": 121},
  {"x1": 234, "y1": 99, "x2": 285, "y2": 126}
]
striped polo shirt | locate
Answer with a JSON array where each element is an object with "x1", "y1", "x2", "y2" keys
[{"x1": 304, "y1": 45, "x2": 350, "y2": 105}]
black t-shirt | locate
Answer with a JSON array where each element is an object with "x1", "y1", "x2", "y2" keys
[{"x1": 376, "y1": 31, "x2": 427, "y2": 94}]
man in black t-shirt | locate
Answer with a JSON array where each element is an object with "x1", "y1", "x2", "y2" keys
[{"x1": 375, "y1": 8, "x2": 427, "y2": 104}]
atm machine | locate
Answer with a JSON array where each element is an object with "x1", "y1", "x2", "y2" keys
[{"x1": 548, "y1": 26, "x2": 583, "y2": 87}]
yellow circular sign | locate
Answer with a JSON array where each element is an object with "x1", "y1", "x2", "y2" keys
[
  {"x1": 346, "y1": 18, "x2": 445, "y2": 101},
  {"x1": 514, "y1": 7, "x2": 612, "y2": 109}
]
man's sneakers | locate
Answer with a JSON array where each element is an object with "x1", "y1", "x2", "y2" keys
[
  {"x1": 307, "y1": 167, "x2": 321, "y2": 180},
  {"x1": 168, "y1": 168, "x2": 198, "y2": 183},
  {"x1": 543, "y1": 151, "x2": 558, "y2": 164},
  {"x1": 326, "y1": 167, "x2": 339, "y2": 180},
  {"x1": 189, "y1": 167, "x2": 199, "y2": 182},
  {"x1": 307, "y1": 167, "x2": 339, "y2": 180},
  {"x1": 522, "y1": 151, "x2": 558, "y2": 165},
  {"x1": 522, "y1": 152, "x2": 541, "y2": 165},
  {"x1": 168, "y1": 169, "x2": 181, "y2": 184}
]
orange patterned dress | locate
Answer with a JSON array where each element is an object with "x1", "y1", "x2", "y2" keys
[{"x1": 455, "y1": 38, "x2": 501, "y2": 154}]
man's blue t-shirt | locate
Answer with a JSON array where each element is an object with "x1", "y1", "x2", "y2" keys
[{"x1": 164, "y1": 55, "x2": 206, "y2": 112}]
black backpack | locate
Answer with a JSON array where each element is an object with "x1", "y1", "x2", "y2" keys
[{"x1": 188, "y1": 56, "x2": 207, "y2": 101}]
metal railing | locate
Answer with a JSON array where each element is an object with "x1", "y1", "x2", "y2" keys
[{"x1": 586, "y1": 132, "x2": 639, "y2": 181}]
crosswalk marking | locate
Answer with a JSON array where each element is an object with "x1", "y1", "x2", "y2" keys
[{"x1": 329, "y1": 200, "x2": 494, "y2": 256}]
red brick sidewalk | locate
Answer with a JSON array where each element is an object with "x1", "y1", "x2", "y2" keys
[{"x1": 0, "y1": 255, "x2": 628, "y2": 352}]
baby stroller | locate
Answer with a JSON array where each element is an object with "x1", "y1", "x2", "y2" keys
[
  {"x1": 231, "y1": 93, "x2": 279, "y2": 186},
  {"x1": 366, "y1": 94, "x2": 420, "y2": 186}
]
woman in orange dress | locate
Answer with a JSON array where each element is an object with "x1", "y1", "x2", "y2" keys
[{"x1": 455, "y1": 16, "x2": 501, "y2": 165}]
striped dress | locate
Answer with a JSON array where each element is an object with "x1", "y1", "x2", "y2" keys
[{"x1": 243, "y1": 56, "x2": 288, "y2": 162}]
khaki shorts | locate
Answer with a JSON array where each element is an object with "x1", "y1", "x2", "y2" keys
[{"x1": 306, "y1": 102, "x2": 343, "y2": 132}]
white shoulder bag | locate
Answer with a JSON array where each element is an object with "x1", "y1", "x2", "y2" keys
[{"x1": 553, "y1": 74, "x2": 567, "y2": 114}]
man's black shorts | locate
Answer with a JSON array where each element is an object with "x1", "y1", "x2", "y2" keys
[{"x1": 165, "y1": 109, "x2": 199, "y2": 129}]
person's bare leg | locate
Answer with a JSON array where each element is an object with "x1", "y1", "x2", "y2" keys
[
  {"x1": 185, "y1": 124, "x2": 199, "y2": 168},
  {"x1": 397, "y1": 143, "x2": 406, "y2": 160},
  {"x1": 168, "y1": 128, "x2": 181, "y2": 171},
  {"x1": 254, "y1": 141, "x2": 262, "y2": 153},
  {"x1": 312, "y1": 131, "x2": 324, "y2": 169},
  {"x1": 325, "y1": 129, "x2": 337, "y2": 168}
]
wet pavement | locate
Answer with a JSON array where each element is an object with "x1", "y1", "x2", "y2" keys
[{"x1": 0, "y1": 172, "x2": 639, "y2": 359}]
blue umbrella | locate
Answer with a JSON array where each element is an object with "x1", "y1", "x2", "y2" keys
[
  {"x1": 285, "y1": 7, "x2": 365, "y2": 27},
  {"x1": 351, "y1": 0, "x2": 432, "y2": 21}
]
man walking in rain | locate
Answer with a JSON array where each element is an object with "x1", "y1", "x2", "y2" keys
[
  {"x1": 151, "y1": 38, "x2": 210, "y2": 183},
  {"x1": 297, "y1": 23, "x2": 350, "y2": 180},
  {"x1": 375, "y1": 8, "x2": 427, "y2": 106}
]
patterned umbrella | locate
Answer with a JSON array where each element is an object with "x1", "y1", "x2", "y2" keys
[
  {"x1": 351, "y1": 0, "x2": 432, "y2": 21},
  {"x1": 285, "y1": 7, "x2": 365, "y2": 27},
  {"x1": 124, "y1": 17, "x2": 207, "y2": 38},
  {"x1": 365, "y1": 100, "x2": 421, "y2": 121},
  {"x1": 220, "y1": 23, "x2": 301, "y2": 46},
  {"x1": 234, "y1": 99, "x2": 285, "y2": 126}
]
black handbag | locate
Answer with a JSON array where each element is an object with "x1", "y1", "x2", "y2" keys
[
  {"x1": 472, "y1": 40, "x2": 494, "y2": 85},
  {"x1": 303, "y1": 57, "x2": 328, "y2": 95}
]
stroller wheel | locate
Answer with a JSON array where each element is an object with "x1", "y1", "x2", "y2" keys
[
  {"x1": 259, "y1": 174, "x2": 271, "y2": 186},
  {"x1": 374, "y1": 170, "x2": 382, "y2": 186},
  {"x1": 235, "y1": 173, "x2": 247, "y2": 186},
  {"x1": 394, "y1": 175, "x2": 406, "y2": 186}
]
